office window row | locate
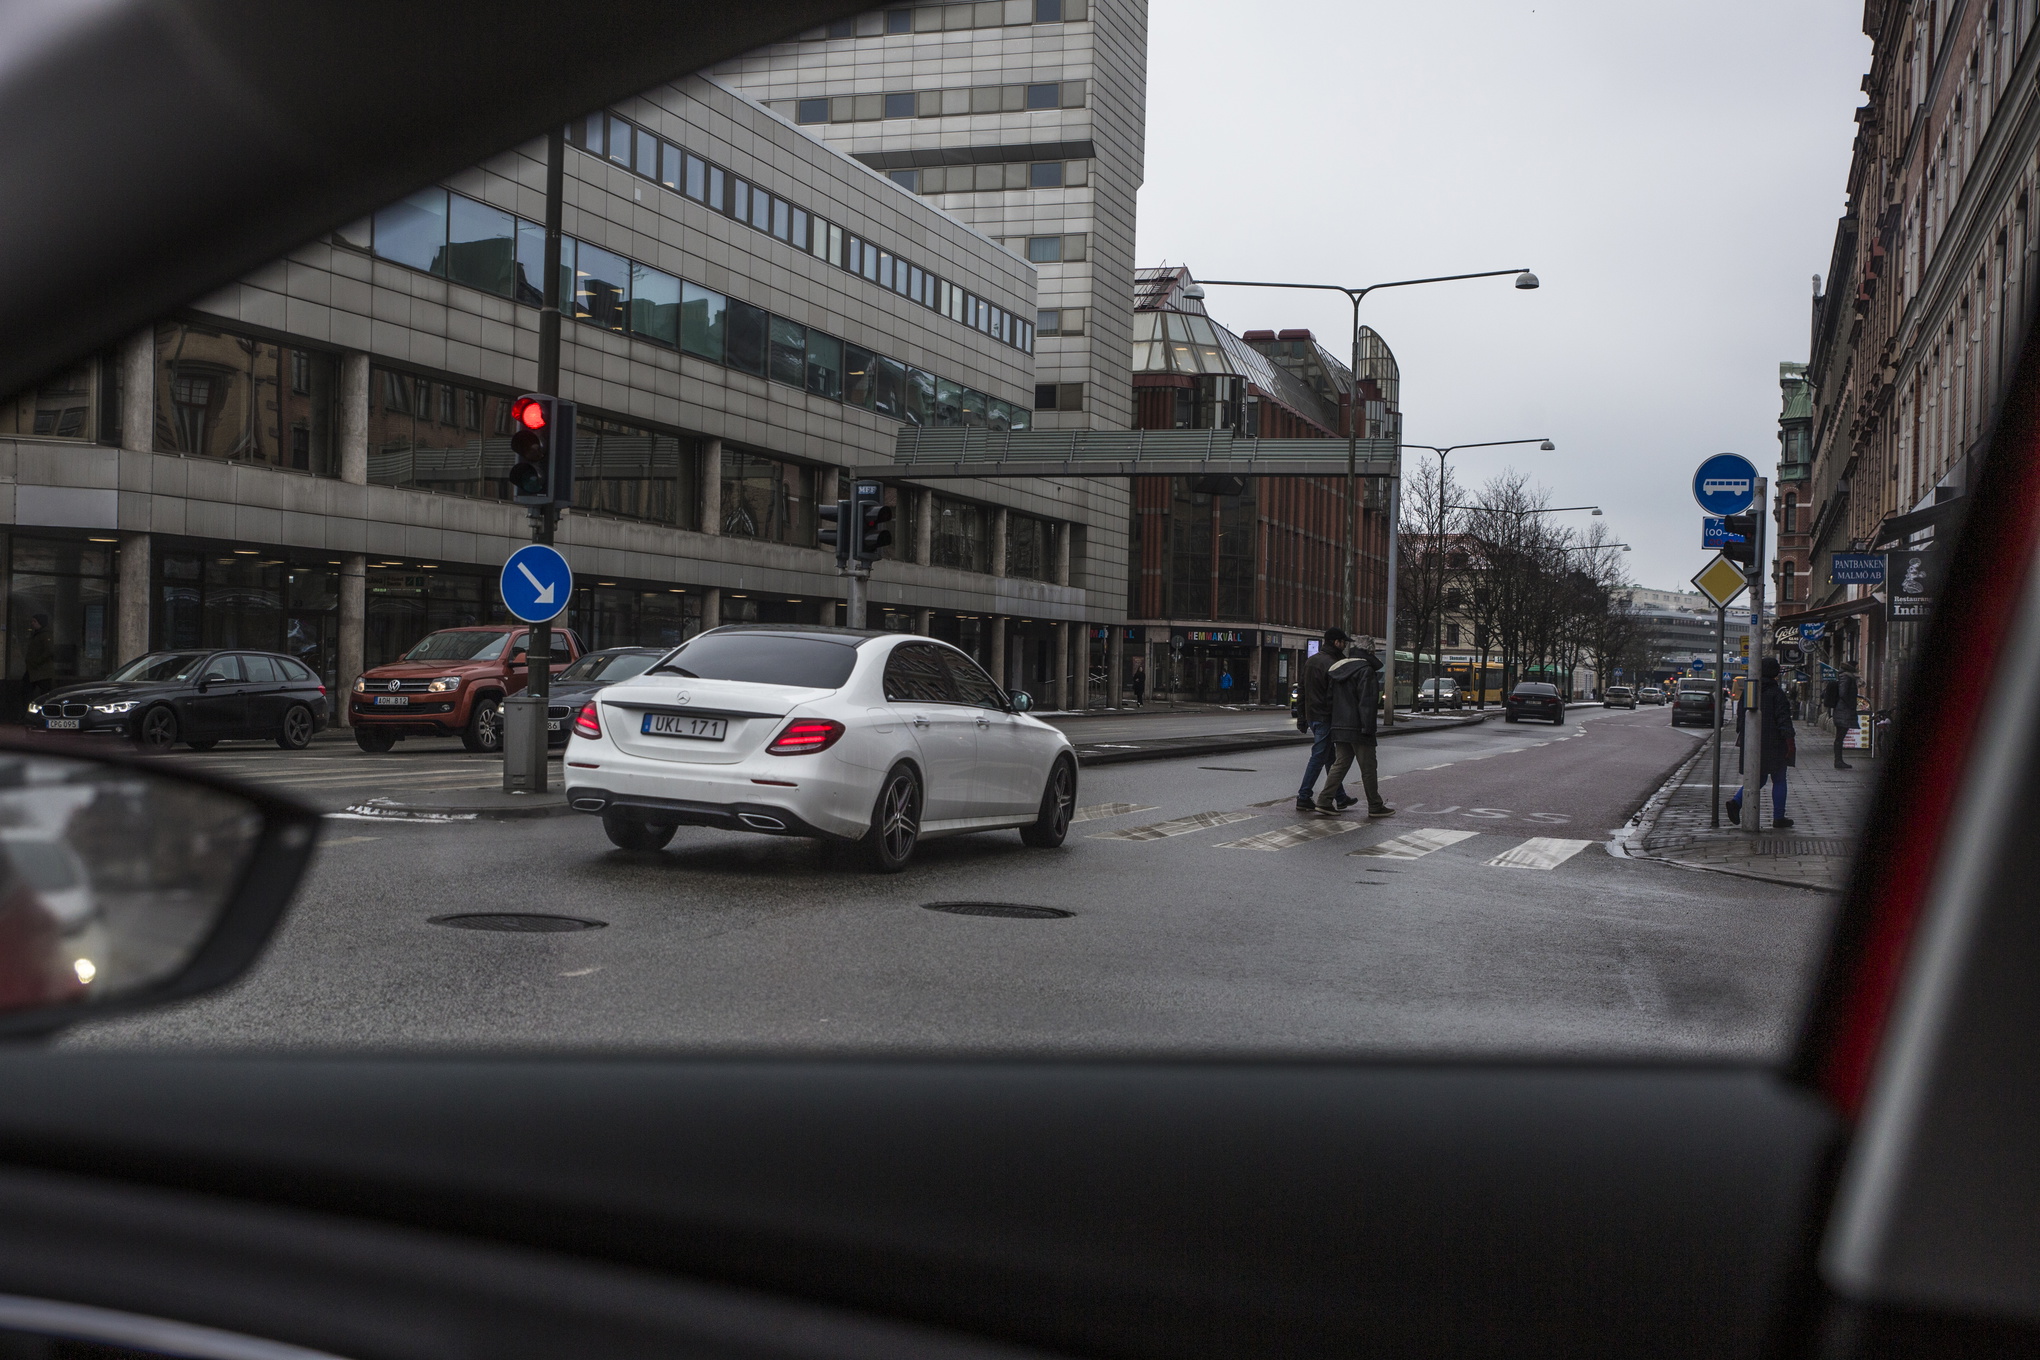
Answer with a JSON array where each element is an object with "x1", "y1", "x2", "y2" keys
[
  {"x1": 788, "y1": 79, "x2": 1086, "y2": 124},
  {"x1": 1007, "y1": 233, "x2": 1089, "y2": 264},
  {"x1": 564, "y1": 108, "x2": 1033, "y2": 356},
  {"x1": 888, "y1": 161, "x2": 1089, "y2": 194},
  {"x1": 349, "y1": 186, "x2": 1030, "y2": 430},
  {"x1": 1036, "y1": 307, "x2": 1085, "y2": 337},
  {"x1": 799, "y1": 0, "x2": 1086, "y2": 39}
]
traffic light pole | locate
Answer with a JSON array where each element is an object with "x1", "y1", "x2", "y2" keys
[
  {"x1": 844, "y1": 566, "x2": 868, "y2": 629},
  {"x1": 503, "y1": 126, "x2": 568, "y2": 795}
]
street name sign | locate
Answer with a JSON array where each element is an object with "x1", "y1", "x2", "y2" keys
[
  {"x1": 1691, "y1": 553, "x2": 1748, "y2": 610},
  {"x1": 1831, "y1": 552, "x2": 1886, "y2": 585},
  {"x1": 500, "y1": 544, "x2": 574, "y2": 623},
  {"x1": 1692, "y1": 454, "x2": 1758, "y2": 517}
]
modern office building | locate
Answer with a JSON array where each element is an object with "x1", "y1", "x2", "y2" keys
[
  {"x1": 1122, "y1": 266, "x2": 1398, "y2": 701},
  {"x1": 0, "y1": 70, "x2": 1141, "y2": 720}
]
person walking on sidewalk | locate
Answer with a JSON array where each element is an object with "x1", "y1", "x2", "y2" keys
[
  {"x1": 1129, "y1": 662, "x2": 1145, "y2": 707},
  {"x1": 1294, "y1": 629, "x2": 1355, "y2": 813},
  {"x1": 1316, "y1": 641, "x2": 1394, "y2": 819},
  {"x1": 1824, "y1": 664, "x2": 1858, "y2": 769},
  {"x1": 1729, "y1": 656, "x2": 1796, "y2": 827}
]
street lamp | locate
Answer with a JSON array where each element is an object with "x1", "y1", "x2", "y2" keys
[
  {"x1": 1199, "y1": 267, "x2": 1540, "y2": 724},
  {"x1": 1403, "y1": 438, "x2": 1557, "y2": 711}
]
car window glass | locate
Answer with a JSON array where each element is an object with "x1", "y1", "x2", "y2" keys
[
  {"x1": 402, "y1": 631, "x2": 513, "y2": 662},
  {"x1": 201, "y1": 655, "x2": 243, "y2": 683},
  {"x1": 108, "y1": 653, "x2": 207, "y2": 683},
  {"x1": 277, "y1": 658, "x2": 315, "y2": 682},
  {"x1": 939, "y1": 648, "x2": 1005, "y2": 708},
  {"x1": 884, "y1": 644, "x2": 957, "y2": 703},
  {"x1": 238, "y1": 655, "x2": 279, "y2": 683},
  {"x1": 649, "y1": 633, "x2": 859, "y2": 688}
]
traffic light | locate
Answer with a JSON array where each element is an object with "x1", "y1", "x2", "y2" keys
[
  {"x1": 507, "y1": 394, "x2": 576, "y2": 507},
  {"x1": 851, "y1": 481, "x2": 892, "y2": 563},
  {"x1": 818, "y1": 498, "x2": 850, "y2": 566},
  {"x1": 1720, "y1": 512, "x2": 1757, "y2": 567}
]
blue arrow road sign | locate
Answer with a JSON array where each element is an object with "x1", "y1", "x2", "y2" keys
[
  {"x1": 500, "y1": 544, "x2": 573, "y2": 623},
  {"x1": 1692, "y1": 453, "x2": 1758, "y2": 516}
]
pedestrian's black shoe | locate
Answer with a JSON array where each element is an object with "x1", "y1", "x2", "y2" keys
[
  {"x1": 1726, "y1": 798, "x2": 1741, "y2": 825},
  {"x1": 1367, "y1": 805, "x2": 1395, "y2": 818},
  {"x1": 1835, "y1": 760, "x2": 1852, "y2": 769},
  {"x1": 1774, "y1": 816, "x2": 1795, "y2": 828},
  {"x1": 1293, "y1": 798, "x2": 1316, "y2": 814},
  {"x1": 1334, "y1": 794, "x2": 1358, "y2": 810},
  {"x1": 1313, "y1": 803, "x2": 1343, "y2": 817}
]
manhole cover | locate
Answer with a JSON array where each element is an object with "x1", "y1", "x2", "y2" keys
[
  {"x1": 430, "y1": 913, "x2": 607, "y2": 933},
  {"x1": 922, "y1": 902, "x2": 1073, "y2": 920}
]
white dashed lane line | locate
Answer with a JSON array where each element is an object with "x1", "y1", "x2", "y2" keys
[
  {"x1": 1216, "y1": 819, "x2": 1364, "y2": 851},
  {"x1": 1088, "y1": 810, "x2": 1259, "y2": 842},
  {"x1": 1071, "y1": 802, "x2": 1158, "y2": 823},
  {"x1": 1486, "y1": 837, "x2": 1594, "y2": 870},
  {"x1": 1349, "y1": 828, "x2": 1480, "y2": 860}
]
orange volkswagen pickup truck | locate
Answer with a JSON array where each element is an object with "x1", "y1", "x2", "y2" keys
[{"x1": 349, "y1": 625, "x2": 582, "y2": 753}]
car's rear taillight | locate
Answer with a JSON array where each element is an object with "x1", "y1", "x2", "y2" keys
[
  {"x1": 572, "y1": 702, "x2": 601, "y2": 737},
  {"x1": 768, "y1": 718, "x2": 845, "y2": 754}
]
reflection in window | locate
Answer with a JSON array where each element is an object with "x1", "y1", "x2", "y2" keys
[
  {"x1": 0, "y1": 361, "x2": 102, "y2": 442},
  {"x1": 10, "y1": 536, "x2": 115, "y2": 694},
  {"x1": 720, "y1": 449, "x2": 814, "y2": 545},
  {"x1": 1007, "y1": 513, "x2": 1051, "y2": 580},
  {"x1": 373, "y1": 187, "x2": 449, "y2": 274},
  {"x1": 575, "y1": 415, "x2": 698, "y2": 527},
  {"x1": 805, "y1": 330, "x2": 843, "y2": 399},
  {"x1": 681, "y1": 282, "x2": 727, "y2": 361},
  {"x1": 768, "y1": 316, "x2": 808, "y2": 388},
  {"x1": 445, "y1": 195, "x2": 517, "y2": 296},
  {"x1": 727, "y1": 301, "x2": 768, "y2": 376},
  {"x1": 574, "y1": 242, "x2": 629, "y2": 331},
  {"x1": 843, "y1": 344, "x2": 874, "y2": 408},
  {"x1": 931, "y1": 497, "x2": 989, "y2": 572},
  {"x1": 874, "y1": 356, "x2": 907, "y2": 418},
  {"x1": 153, "y1": 322, "x2": 337, "y2": 474},
  {"x1": 629, "y1": 263, "x2": 681, "y2": 347}
]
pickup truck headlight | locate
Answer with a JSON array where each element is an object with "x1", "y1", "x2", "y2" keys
[
  {"x1": 352, "y1": 678, "x2": 368, "y2": 693},
  {"x1": 425, "y1": 676, "x2": 462, "y2": 693},
  {"x1": 91, "y1": 700, "x2": 140, "y2": 714}
]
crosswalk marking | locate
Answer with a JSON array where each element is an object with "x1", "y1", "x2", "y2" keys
[
  {"x1": 1071, "y1": 802, "x2": 1157, "y2": 823},
  {"x1": 1486, "y1": 837, "x2": 1592, "y2": 870},
  {"x1": 1350, "y1": 828, "x2": 1479, "y2": 859},
  {"x1": 1216, "y1": 819, "x2": 1362, "y2": 851},
  {"x1": 1088, "y1": 809, "x2": 1257, "y2": 841}
]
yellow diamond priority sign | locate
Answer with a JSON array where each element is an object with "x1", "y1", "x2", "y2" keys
[{"x1": 1691, "y1": 553, "x2": 1748, "y2": 610}]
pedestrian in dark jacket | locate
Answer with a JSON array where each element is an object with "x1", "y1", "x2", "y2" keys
[
  {"x1": 1728, "y1": 657, "x2": 1795, "y2": 827},
  {"x1": 1294, "y1": 629, "x2": 1353, "y2": 813},
  {"x1": 1315, "y1": 645, "x2": 1393, "y2": 818},
  {"x1": 1827, "y1": 667, "x2": 1858, "y2": 769}
]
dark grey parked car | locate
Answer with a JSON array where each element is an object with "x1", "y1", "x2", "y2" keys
[
  {"x1": 27, "y1": 650, "x2": 331, "y2": 752},
  {"x1": 545, "y1": 646, "x2": 668, "y2": 748}
]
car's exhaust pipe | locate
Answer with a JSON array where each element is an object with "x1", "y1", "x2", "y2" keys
[
  {"x1": 571, "y1": 797, "x2": 607, "y2": 812},
  {"x1": 738, "y1": 812, "x2": 786, "y2": 831}
]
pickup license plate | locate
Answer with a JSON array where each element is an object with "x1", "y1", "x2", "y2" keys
[
  {"x1": 373, "y1": 695, "x2": 410, "y2": 706},
  {"x1": 44, "y1": 718, "x2": 79, "y2": 730},
  {"x1": 643, "y1": 713, "x2": 727, "y2": 741}
]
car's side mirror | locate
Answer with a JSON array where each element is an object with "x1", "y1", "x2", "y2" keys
[
  {"x1": 510, "y1": 651, "x2": 528, "y2": 664},
  {"x1": 194, "y1": 676, "x2": 209, "y2": 691},
  {"x1": 0, "y1": 743, "x2": 316, "y2": 1038},
  {"x1": 1009, "y1": 691, "x2": 1034, "y2": 712}
]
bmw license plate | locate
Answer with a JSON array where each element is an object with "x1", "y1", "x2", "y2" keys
[
  {"x1": 643, "y1": 713, "x2": 727, "y2": 741},
  {"x1": 547, "y1": 720, "x2": 562, "y2": 731},
  {"x1": 373, "y1": 695, "x2": 409, "y2": 706},
  {"x1": 44, "y1": 718, "x2": 79, "y2": 730}
]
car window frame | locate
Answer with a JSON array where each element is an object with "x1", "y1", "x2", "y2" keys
[{"x1": 883, "y1": 641, "x2": 960, "y2": 704}]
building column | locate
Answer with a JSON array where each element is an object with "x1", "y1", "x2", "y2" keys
[
  {"x1": 1054, "y1": 523, "x2": 1072, "y2": 586},
  {"x1": 700, "y1": 438, "x2": 723, "y2": 535},
  {"x1": 914, "y1": 488, "x2": 934, "y2": 563},
  {"x1": 1049, "y1": 622, "x2": 1066, "y2": 710},
  {"x1": 119, "y1": 328, "x2": 153, "y2": 452},
  {"x1": 991, "y1": 507, "x2": 1009, "y2": 578},
  {"x1": 1071, "y1": 621, "x2": 1089, "y2": 709},
  {"x1": 700, "y1": 586, "x2": 721, "y2": 631},
  {"x1": 1107, "y1": 624, "x2": 1124, "y2": 709},
  {"x1": 115, "y1": 532, "x2": 150, "y2": 665},
  {"x1": 990, "y1": 616, "x2": 1008, "y2": 692},
  {"x1": 337, "y1": 553, "x2": 366, "y2": 724},
  {"x1": 339, "y1": 353, "x2": 370, "y2": 484},
  {"x1": 915, "y1": 607, "x2": 933, "y2": 636}
]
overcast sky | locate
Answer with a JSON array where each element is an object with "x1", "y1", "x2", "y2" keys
[{"x1": 1136, "y1": 0, "x2": 1871, "y2": 594}]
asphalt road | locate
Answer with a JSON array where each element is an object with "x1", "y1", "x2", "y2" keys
[{"x1": 64, "y1": 705, "x2": 1838, "y2": 1060}]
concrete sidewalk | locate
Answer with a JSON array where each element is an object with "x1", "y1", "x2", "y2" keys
[{"x1": 1626, "y1": 720, "x2": 1878, "y2": 891}]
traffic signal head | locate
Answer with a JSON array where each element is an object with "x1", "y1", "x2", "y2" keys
[
  {"x1": 506, "y1": 395, "x2": 576, "y2": 507},
  {"x1": 1721, "y1": 512, "x2": 1758, "y2": 567},
  {"x1": 856, "y1": 500, "x2": 895, "y2": 562},
  {"x1": 818, "y1": 498, "x2": 850, "y2": 566}
]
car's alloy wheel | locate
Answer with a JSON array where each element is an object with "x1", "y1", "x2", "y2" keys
[
  {"x1": 602, "y1": 810, "x2": 676, "y2": 851},
  {"x1": 137, "y1": 706, "x2": 177, "y2": 753},
  {"x1": 354, "y1": 726, "x2": 396, "y2": 753},
  {"x1": 462, "y1": 697, "x2": 503, "y2": 753},
  {"x1": 278, "y1": 704, "x2": 314, "y2": 750},
  {"x1": 864, "y1": 765, "x2": 920, "y2": 873},
  {"x1": 1021, "y1": 758, "x2": 1075, "y2": 849}
]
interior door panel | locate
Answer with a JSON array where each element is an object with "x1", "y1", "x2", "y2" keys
[{"x1": 0, "y1": 1056, "x2": 1837, "y2": 1360}]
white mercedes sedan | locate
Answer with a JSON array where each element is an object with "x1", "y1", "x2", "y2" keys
[{"x1": 562, "y1": 626, "x2": 1077, "y2": 871}]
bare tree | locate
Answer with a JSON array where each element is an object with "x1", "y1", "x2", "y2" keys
[{"x1": 1397, "y1": 460, "x2": 1467, "y2": 704}]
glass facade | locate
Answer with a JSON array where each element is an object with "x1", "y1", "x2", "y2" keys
[
  {"x1": 157, "y1": 551, "x2": 339, "y2": 686},
  {"x1": 0, "y1": 357, "x2": 117, "y2": 443},
  {"x1": 5, "y1": 535, "x2": 115, "y2": 712},
  {"x1": 719, "y1": 449, "x2": 814, "y2": 545},
  {"x1": 154, "y1": 321, "x2": 338, "y2": 475},
  {"x1": 931, "y1": 497, "x2": 989, "y2": 572},
  {"x1": 1007, "y1": 512, "x2": 1052, "y2": 580}
]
